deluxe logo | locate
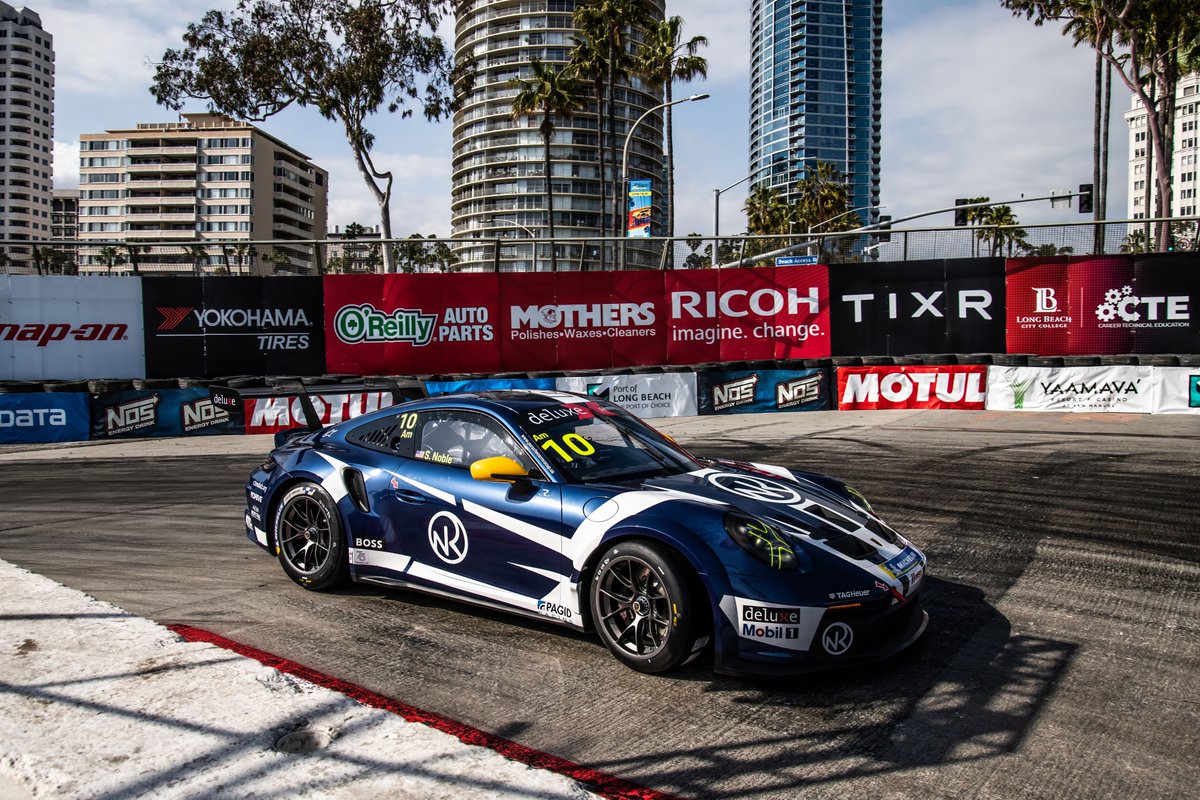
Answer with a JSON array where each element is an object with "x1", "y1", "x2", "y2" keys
[
  {"x1": 157, "y1": 306, "x2": 312, "y2": 330},
  {"x1": 672, "y1": 287, "x2": 819, "y2": 319},
  {"x1": 104, "y1": 396, "x2": 159, "y2": 435},
  {"x1": 1094, "y1": 285, "x2": 1189, "y2": 324},
  {"x1": 334, "y1": 303, "x2": 436, "y2": 346},
  {"x1": 0, "y1": 408, "x2": 67, "y2": 428},
  {"x1": 741, "y1": 604, "x2": 802, "y2": 625},
  {"x1": 841, "y1": 370, "x2": 985, "y2": 405},
  {"x1": 713, "y1": 375, "x2": 758, "y2": 411},
  {"x1": 510, "y1": 302, "x2": 655, "y2": 330},
  {"x1": 180, "y1": 397, "x2": 230, "y2": 432},
  {"x1": 776, "y1": 375, "x2": 822, "y2": 409},
  {"x1": 0, "y1": 322, "x2": 128, "y2": 348}
]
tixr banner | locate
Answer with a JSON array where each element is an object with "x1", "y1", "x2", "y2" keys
[
  {"x1": 837, "y1": 365, "x2": 988, "y2": 411},
  {"x1": 1006, "y1": 254, "x2": 1200, "y2": 355},
  {"x1": 829, "y1": 258, "x2": 1005, "y2": 356}
]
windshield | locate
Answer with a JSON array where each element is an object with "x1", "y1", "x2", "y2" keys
[{"x1": 514, "y1": 398, "x2": 701, "y2": 483}]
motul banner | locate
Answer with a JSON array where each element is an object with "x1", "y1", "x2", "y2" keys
[
  {"x1": 829, "y1": 258, "x2": 1005, "y2": 356},
  {"x1": 142, "y1": 277, "x2": 325, "y2": 378},
  {"x1": 837, "y1": 365, "x2": 988, "y2": 411},
  {"x1": 1006, "y1": 254, "x2": 1200, "y2": 355},
  {"x1": 243, "y1": 391, "x2": 396, "y2": 435},
  {"x1": 0, "y1": 276, "x2": 144, "y2": 380},
  {"x1": 985, "y1": 365, "x2": 1155, "y2": 413}
]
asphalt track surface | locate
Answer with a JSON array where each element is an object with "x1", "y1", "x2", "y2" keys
[{"x1": 2, "y1": 409, "x2": 1198, "y2": 799}]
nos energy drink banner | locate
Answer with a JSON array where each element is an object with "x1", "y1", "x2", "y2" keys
[
  {"x1": 90, "y1": 389, "x2": 243, "y2": 439},
  {"x1": 142, "y1": 277, "x2": 325, "y2": 378},
  {"x1": 698, "y1": 368, "x2": 830, "y2": 415},
  {"x1": 0, "y1": 392, "x2": 90, "y2": 444},
  {"x1": 1006, "y1": 253, "x2": 1200, "y2": 355},
  {"x1": 829, "y1": 258, "x2": 1005, "y2": 356}
]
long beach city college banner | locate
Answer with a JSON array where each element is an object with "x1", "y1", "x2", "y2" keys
[
  {"x1": 698, "y1": 368, "x2": 830, "y2": 415},
  {"x1": 985, "y1": 365, "x2": 1154, "y2": 413},
  {"x1": 837, "y1": 365, "x2": 988, "y2": 411},
  {"x1": 829, "y1": 258, "x2": 1005, "y2": 356},
  {"x1": 1006, "y1": 253, "x2": 1199, "y2": 355},
  {"x1": 142, "y1": 277, "x2": 325, "y2": 378},
  {"x1": 0, "y1": 276, "x2": 145, "y2": 380}
]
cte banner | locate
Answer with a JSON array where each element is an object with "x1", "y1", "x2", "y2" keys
[
  {"x1": 837, "y1": 365, "x2": 988, "y2": 411},
  {"x1": 1006, "y1": 254, "x2": 1200, "y2": 355},
  {"x1": 142, "y1": 277, "x2": 325, "y2": 378},
  {"x1": 829, "y1": 258, "x2": 1005, "y2": 356}
]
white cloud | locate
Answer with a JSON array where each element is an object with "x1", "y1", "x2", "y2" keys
[{"x1": 52, "y1": 139, "x2": 79, "y2": 188}]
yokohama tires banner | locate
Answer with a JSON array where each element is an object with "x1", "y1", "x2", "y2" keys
[{"x1": 837, "y1": 365, "x2": 988, "y2": 410}]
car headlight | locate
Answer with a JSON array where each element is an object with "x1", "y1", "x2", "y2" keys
[{"x1": 724, "y1": 512, "x2": 799, "y2": 570}]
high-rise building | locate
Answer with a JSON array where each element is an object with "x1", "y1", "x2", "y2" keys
[
  {"x1": 77, "y1": 112, "x2": 328, "y2": 275},
  {"x1": 1126, "y1": 71, "x2": 1200, "y2": 220},
  {"x1": 451, "y1": 0, "x2": 666, "y2": 271},
  {"x1": 749, "y1": 0, "x2": 881, "y2": 227},
  {"x1": 0, "y1": 1, "x2": 54, "y2": 262}
]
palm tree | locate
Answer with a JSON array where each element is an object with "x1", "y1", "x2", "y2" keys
[
  {"x1": 975, "y1": 205, "x2": 1030, "y2": 257},
  {"x1": 510, "y1": 57, "x2": 585, "y2": 272},
  {"x1": 183, "y1": 244, "x2": 209, "y2": 275},
  {"x1": 743, "y1": 186, "x2": 790, "y2": 236},
  {"x1": 636, "y1": 15, "x2": 707, "y2": 238},
  {"x1": 569, "y1": 29, "x2": 610, "y2": 239},
  {"x1": 97, "y1": 246, "x2": 125, "y2": 275}
]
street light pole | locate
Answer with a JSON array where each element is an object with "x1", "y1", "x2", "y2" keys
[
  {"x1": 620, "y1": 93, "x2": 708, "y2": 268},
  {"x1": 713, "y1": 154, "x2": 817, "y2": 267}
]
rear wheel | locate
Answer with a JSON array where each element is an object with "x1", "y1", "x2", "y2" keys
[
  {"x1": 274, "y1": 483, "x2": 348, "y2": 590},
  {"x1": 590, "y1": 541, "x2": 697, "y2": 673}
]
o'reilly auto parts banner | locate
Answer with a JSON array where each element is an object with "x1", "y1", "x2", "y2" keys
[
  {"x1": 0, "y1": 391, "x2": 90, "y2": 444},
  {"x1": 0, "y1": 276, "x2": 145, "y2": 380},
  {"x1": 142, "y1": 277, "x2": 325, "y2": 378},
  {"x1": 698, "y1": 368, "x2": 830, "y2": 415},
  {"x1": 1006, "y1": 254, "x2": 1199, "y2": 355},
  {"x1": 556, "y1": 373, "x2": 697, "y2": 419},
  {"x1": 829, "y1": 259, "x2": 1005, "y2": 356},
  {"x1": 986, "y1": 365, "x2": 1155, "y2": 413},
  {"x1": 837, "y1": 365, "x2": 988, "y2": 411}
]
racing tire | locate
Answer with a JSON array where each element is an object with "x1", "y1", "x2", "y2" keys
[
  {"x1": 273, "y1": 483, "x2": 348, "y2": 591},
  {"x1": 590, "y1": 541, "x2": 697, "y2": 674}
]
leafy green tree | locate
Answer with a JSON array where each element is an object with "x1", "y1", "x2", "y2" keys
[
  {"x1": 743, "y1": 186, "x2": 791, "y2": 236},
  {"x1": 510, "y1": 57, "x2": 585, "y2": 273},
  {"x1": 682, "y1": 232, "x2": 709, "y2": 269},
  {"x1": 183, "y1": 243, "x2": 209, "y2": 275},
  {"x1": 150, "y1": 0, "x2": 472, "y2": 272},
  {"x1": 568, "y1": 28, "x2": 611, "y2": 238},
  {"x1": 1025, "y1": 243, "x2": 1075, "y2": 256},
  {"x1": 636, "y1": 15, "x2": 707, "y2": 237},
  {"x1": 97, "y1": 246, "x2": 126, "y2": 275},
  {"x1": 266, "y1": 249, "x2": 293, "y2": 272},
  {"x1": 975, "y1": 205, "x2": 1031, "y2": 256}
]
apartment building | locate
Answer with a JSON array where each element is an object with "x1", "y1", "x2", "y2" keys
[
  {"x1": 77, "y1": 112, "x2": 328, "y2": 274},
  {"x1": 1126, "y1": 71, "x2": 1200, "y2": 220},
  {"x1": 0, "y1": 1, "x2": 54, "y2": 259}
]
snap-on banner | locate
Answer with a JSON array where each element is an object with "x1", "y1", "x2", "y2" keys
[
  {"x1": 985, "y1": 365, "x2": 1155, "y2": 413},
  {"x1": 0, "y1": 391, "x2": 90, "y2": 444},
  {"x1": 555, "y1": 373, "x2": 697, "y2": 419},
  {"x1": 141, "y1": 277, "x2": 325, "y2": 378},
  {"x1": 0, "y1": 276, "x2": 145, "y2": 380},
  {"x1": 665, "y1": 266, "x2": 830, "y2": 363},
  {"x1": 829, "y1": 258, "x2": 1005, "y2": 356},
  {"x1": 1005, "y1": 253, "x2": 1199, "y2": 355},
  {"x1": 90, "y1": 388, "x2": 244, "y2": 439},
  {"x1": 697, "y1": 368, "x2": 831, "y2": 414},
  {"x1": 836, "y1": 365, "x2": 988, "y2": 411},
  {"x1": 243, "y1": 390, "x2": 397, "y2": 435}
]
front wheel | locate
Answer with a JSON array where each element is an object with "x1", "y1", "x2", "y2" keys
[
  {"x1": 273, "y1": 483, "x2": 348, "y2": 591},
  {"x1": 589, "y1": 541, "x2": 697, "y2": 673}
]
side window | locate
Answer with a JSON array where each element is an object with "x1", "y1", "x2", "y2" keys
[
  {"x1": 345, "y1": 410, "x2": 421, "y2": 457},
  {"x1": 414, "y1": 411, "x2": 529, "y2": 470}
]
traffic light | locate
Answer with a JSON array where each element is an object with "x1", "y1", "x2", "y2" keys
[
  {"x1": 876, "y1": 215, "x2": 892, "y2": 242},
  {"x1": 954, "y1": 199, "x2": 968, "y2": 227},
  {"x1": 1078, "y1": 184, "x2": 1094, "y2": 214}
]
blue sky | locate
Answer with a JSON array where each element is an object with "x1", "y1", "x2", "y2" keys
[{"x1": 39, "y1": 0, "x2": 1128, "y2": 237}]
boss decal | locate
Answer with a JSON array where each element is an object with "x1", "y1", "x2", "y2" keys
[
  {"x1": 707, "y1": 472, "x2": 804, "y2": 505},
  {"x1": 428, "y1": 511, "x2": 468, "y2": 564}
]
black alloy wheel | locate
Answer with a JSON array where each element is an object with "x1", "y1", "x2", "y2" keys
[{"x1": 274, "y1": 483, "x2": 348, "y2": 590}]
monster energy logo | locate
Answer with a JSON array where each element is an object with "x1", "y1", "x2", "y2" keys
[
  {"x1": 334, "y1": 303, "x2": 436, "y2": 346},
  {"x1": 1005, "y1": 373, "x2": 1038, "y2": 409}
]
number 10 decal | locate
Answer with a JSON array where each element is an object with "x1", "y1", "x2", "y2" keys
[{"x1": 539, "y1": 433, "x2": 595, "y2": 463}]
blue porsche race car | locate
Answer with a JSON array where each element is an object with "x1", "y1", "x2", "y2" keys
[{"x1": 227, "y1": 384, "x2": 928, "y2": 677}]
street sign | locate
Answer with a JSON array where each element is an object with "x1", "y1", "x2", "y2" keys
[{"x1": 775, "y1": 255, "x2": 819, "y2": 266}]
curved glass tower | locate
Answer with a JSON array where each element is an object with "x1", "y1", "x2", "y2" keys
[
  {"x1": 749, "y1": 0, "x2": 881, "y2": 225},
  {"x1": 451, "y1": 0, "x2": 666, "y2": 271}
]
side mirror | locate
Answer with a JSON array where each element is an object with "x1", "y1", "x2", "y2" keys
[{"x1": 470, "y1": 456, "x2": 530, "y2": 484}]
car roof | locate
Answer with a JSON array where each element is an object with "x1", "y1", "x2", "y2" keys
[{"x1": 336, "y1": 389, "x2": 593, "y2": 432}]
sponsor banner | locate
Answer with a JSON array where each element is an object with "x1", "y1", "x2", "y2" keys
[
  {"x1": 556, "y1": 372, "x2": 697, "y2": 419},
  {"x1": 1006, "y1": 254, "x2": 1199, "y2": 355},
  {"x1": 142, "y1": 277, "x2": 325, "y2": 378},
  {"x1": 829, "y1": 258, "x2": 1005, "y2": 356},
  {"x1": 666, "y1": 266, "x2": 830, "y2": 363},
  {"x1": 243, "y1": 391, "x2": 396, "y2": 435},
  {"x1": 0, "y1": 392, "x2": 90, "y2": 444},
  {"x1": 985, "y1": 365, "x2": 1154, "y2": 413},
  {"x1": 837, "y1": 365, "x2": 988, "y2": 411},
  {"x1": 0, "y1": 276, "x2": 145, "y2": 380},
  {"x1": 1148, "y1": 368, "x2": 1200, "y2": 415},
  {"x1": 698, "y1": 368, "x2": 830, "y2": 415},
  {"x1": 426, "y1": 377, "x2": 557, "y2": 396},
  {"x1": 627, "y1": 178, "x2": 652, "y2": 237},
  {"x1": 90, "y1": 388, "x2": 244, "y2": 439}
]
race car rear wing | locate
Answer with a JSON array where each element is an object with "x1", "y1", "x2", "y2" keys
[{"x1": 209, "y1": 376, "x2": 427, "y2": 435}]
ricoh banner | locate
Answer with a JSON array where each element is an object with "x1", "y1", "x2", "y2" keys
[
  {"x1": 0, "y1": 276, "x2": 145, "y2": 380},
  {"x1": 141, "y1": 277, "x2": 325, "y2": 378},
  {"x1": 697, "y1": 368, "x2": 831, "y2": 415},
  {"x1": 829, "y1": 259, "x2": 1006, "y2": 356},
  {"x1": 555, "y1": 373, "x2": 698, "y2": 419},
  {"x1": 324, "y1": 268, "x2": 831, "y2": 374},
  {"x1": 837, "y1": 365, "x2": 988, "y2": 411},
  {"x1": 985, "y1": 365, "x2": 1155, "y2": 413},
  {"x1": 1006, "y1": 253, "x2": 1200, "y2": 355}
]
